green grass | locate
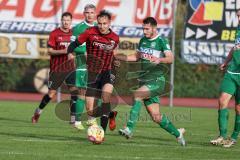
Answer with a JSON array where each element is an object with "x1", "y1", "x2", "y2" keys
[{"x1": 0, "y1": 100, "x2": 239, "y2": 160}]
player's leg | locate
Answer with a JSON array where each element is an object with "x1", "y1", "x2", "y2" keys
[
  {"x1": 211, "y1": 73, "x2": 235, "y2": 145},
  {"x1": 145, "y1": 98, "x2": 185, "y2": 146},
  {"x1": 75, "y1": 67, "x2": 87, "y2": 129},
  {"x1": 100, "y1": 83, "x2": 113, "y2": 132},
  {"x1": 119, "y1": 85, "x2": 150, "y2": 138},
  {"x1": 223, "y1": 89, "x2": 240, "y2": 147},
  {"x1": 31, "y1": 72, "x2": 63, "y2": 123}
]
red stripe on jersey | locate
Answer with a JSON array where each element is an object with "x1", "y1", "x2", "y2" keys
[
  {"x1": 48, "y1": 28, "x2": 75, "y2": 72},
  {"x1": 77, "y1": 27, "x2": 119, "y2": 73}
]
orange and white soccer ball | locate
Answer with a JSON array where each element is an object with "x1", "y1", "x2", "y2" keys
[{"x1": 87, "y1": 125, "x2": 104, "y2": 144}]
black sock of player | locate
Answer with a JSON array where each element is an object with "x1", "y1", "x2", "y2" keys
[
  {"x1": 101, "y1": 115, "x2": 109, "y2": 132},
  {"x1": 70, "y1": 95, "x2": 78, "y2": 117},
  {"x1": 109, "y1": 111, "x2": 115, "y2": 119},
  {"x1": 100, "y1": 103, "x2": 111, "y2": 132},
  {"x1": 39, "y1": 94, "x2": 51, "y2": 109}
]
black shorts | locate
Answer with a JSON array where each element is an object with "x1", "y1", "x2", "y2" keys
[
  {"x1": 86, "y1": 70, "x2": 115, "y2": 97},
  {"x1": 48, "y1": 71, "x2": 75, "y2": 90}
]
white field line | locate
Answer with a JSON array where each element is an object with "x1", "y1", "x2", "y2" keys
[
  {"x1": 0, "y1": 151, "x2": 236, "y2": 160},
  {"x1": 9, "y1": 138, "x2": 240, "y2": 152}
]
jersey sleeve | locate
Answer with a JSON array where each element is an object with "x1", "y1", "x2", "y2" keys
[
  {"x1": 114, "y1": 36, "x2": 120, "y2": 49},
  {"x1": 47, "y1": 31, "x2": 56, "y2": 48},
  {"x1": 73, "y1": 24, "x2": 87, "y2": 54},
  {"x1": 77, "y1": 29, "x2": 89, "y2": 45},
  {"x1": 160, "y1": 38, "x2": 171, "y2": 52}
]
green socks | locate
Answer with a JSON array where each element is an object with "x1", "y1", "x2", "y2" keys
[
  {"x1": 75, "y1": 98, "x2": 85, "y2": 121},
  {"x1": 231, "y1": 114, "x2": 240, "y2": 140},
  {"x1": 127, "y1": 100, "x2": 142, "y2": 131},
  {"x1": 218, "y1": 108, "x2": 229, "y2": 139},
  {"x1": 159, "y1": 114, "x2": 180, "y2": 138}
]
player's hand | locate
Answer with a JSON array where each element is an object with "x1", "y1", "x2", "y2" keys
[
  {"x1": 68, "y1": 53, "x2": 75, "y2": 60},
  {"x1": 150, "y1": 57, "x2": 161, "y2": 64},
  {"x1": 113, "y1": 59, "x2": 121, "y2": 67},
  {"x1": 219, "y1": 63, "x2": 227, "y2": 71},
  {"x1": 234, "y1": 44, "x2": 240, "y2": 50}
]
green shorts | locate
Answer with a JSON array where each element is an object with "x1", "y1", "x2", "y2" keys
[
  {"x1": 220, "y1": 72, "x2": 240, "y2": 104},
  {"x1": 75, "y1": 67, "x2": 87, "y2": 88},
  {"x1": 140, "y1": 76, "x2": 165, "y2": 107}
]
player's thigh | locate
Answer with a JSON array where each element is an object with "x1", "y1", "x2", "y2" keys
[
  {"x1": 101, "y1": 83, "x2": 113, "y2": 103},
  {"x1": 75, "y1": 68, "x2": 87, "y2": 88},
  {"x1": 48, "y1": 72, "x2": 66, "y2": 90},
  {"x1": 145, "y1": 76, "x2": 166, "y2": 98},
  {"x1": 134, "y1": 85, "x2": 151, "y2": 100},
  {"x1": 219, "y1": 73, "x2": 236, "y2": 96},
  {"x1": 65, "y1": 71, "x2": 76, "y2": 88}
]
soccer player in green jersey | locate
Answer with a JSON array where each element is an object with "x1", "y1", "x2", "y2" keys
[
  {"x1": 115, "y1": 17, "x2": 186, "y2": 146},
  {"x1": 70, "y1": 4, "x2": 97, "y2": 130},
  {"x1": 210, "y1": 10, "x2": 240, "y2": 148}
]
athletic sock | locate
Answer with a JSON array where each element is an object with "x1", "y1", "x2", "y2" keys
[
  {"x1": 75, "y1": 98, "x2": 85, "y2": 121},
  {"x1": 70, "y1": 95, "x2": 77, "y2": 123},
  {"x1": 218, "y1": 108, "x2": 229, "y2": 139},
  {"x1": 101, "y1": 115, "x2": 109, "y2": 132},
  {"x1": 231, "y1": 114, "x2": 240, "y2": 140},
  {"x1": 126, "y1": 100, "x2": 142, "y2": 132},
  {"x1": 100, "y1": 103, "x2": 111, "y2": 131},
  {"x1": 159, "y1": 114, "x2": 180, "y2": 138},
  {"x1": 38, "y1": 94, "x2": 51, "y2": 110}
]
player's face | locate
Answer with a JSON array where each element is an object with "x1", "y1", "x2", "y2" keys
[
  {"x1": 143, "y1": 23, "x2": 157, "y2": 39},
  {"x1": 84, "y1": 8, "x2": 96, "y2": 24},
  {"x1": 61, "y1": 16, "x2": 72, "y2": 30},
  {"x1": 97, "y1": 16, "x2": 111, "y2": 34}
]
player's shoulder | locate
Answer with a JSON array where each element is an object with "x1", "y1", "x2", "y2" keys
[
  {"x1": 50, "y1": 27, "x2": 61, "y2": 34},
  {"x1": 110, "y1": 29, "x2": 119, "y2": 40},
  {"x1": 74, "y1": 21, "x2": 86, "y2": 28}
]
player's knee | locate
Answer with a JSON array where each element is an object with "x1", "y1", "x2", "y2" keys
[
  {"x1": 133, "y1": 92, "x2": 143, "y2": 100},
  {"x1": 151, "y1": 114, "x2": 161, "y2": 123},
  {"x1": 48, "y1": 90, "x2": 56, "y2": 98},
  {"x1": 218, "y1": 96, "x2": 228, "y2": 108},
  {"x1": 102, "y1": 94, "x2": 111, "y2": 103}
]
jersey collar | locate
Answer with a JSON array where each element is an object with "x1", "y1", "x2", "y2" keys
[
  {"x1": 84, "y1": 20, "x2": 95, "y2": 27},
  {"x1": 148, "y1": 34, "x2": 160, "y2": 41}
]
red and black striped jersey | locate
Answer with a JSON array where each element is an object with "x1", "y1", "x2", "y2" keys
[
  {"x1": 48, "y1": 28, "x2": 75, "y2": 72},
  {"x1": 77, "y1": 26, "x2": 119, "y2": 73}
]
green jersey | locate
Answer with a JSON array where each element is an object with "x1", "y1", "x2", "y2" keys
[
  {"x1": 227, "y1": 26, "x2": 240, "y2": 73},
  {"x1": 72, "y1": 21, "x2": 97, "y2": 68},
  {"x1": 72, "y1": 21, "x2": 97, "y2": 54},
  {"x1": 138, "y1": 35, "x2": 171, "y2": 79}
]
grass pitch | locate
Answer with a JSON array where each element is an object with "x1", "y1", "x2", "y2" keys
[{"x1": 0, "y1": 100, "x2": 239, "y2": 160}]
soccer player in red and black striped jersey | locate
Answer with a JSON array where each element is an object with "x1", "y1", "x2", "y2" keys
[
  {"x1": 68, "y1": 10, "x2": 119, "y2": 132},
  {"x1": 31, "y1": 12, "x2": 78, "y2": 124}
]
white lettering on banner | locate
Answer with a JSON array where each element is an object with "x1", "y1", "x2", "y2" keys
[
  {"x1": 225, "y1": 11, "x2": 239, "y2": 27},
  {"x1": 182, "y1": 40, "x2": 234, "y2": 64},
  {"x1": 225, "y1": 0, "x2": 240, "y2": 9}
]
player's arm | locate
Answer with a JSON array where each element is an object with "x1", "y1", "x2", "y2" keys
[
  {"x1": 151, "y1": 38, "x2": 174, "y2": 64},
  {"x1": 67, "y1": 29, "x2": 89, "y2": 60},
  {"x1": 47, "y1": 31, "x2": 67, "y2": 56},
  {"x1": 48, "y1": 47, "x2": 67, "y2": 56},
  {"x1": 220, "y1": 47, "x2": 234, "y2": 71},
  {"x1": 151, "y1": 50, "x2": 174, "y2": 64},
  {"x1": 114, "y1": 51, "x2": 140, "y2": 62}
]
